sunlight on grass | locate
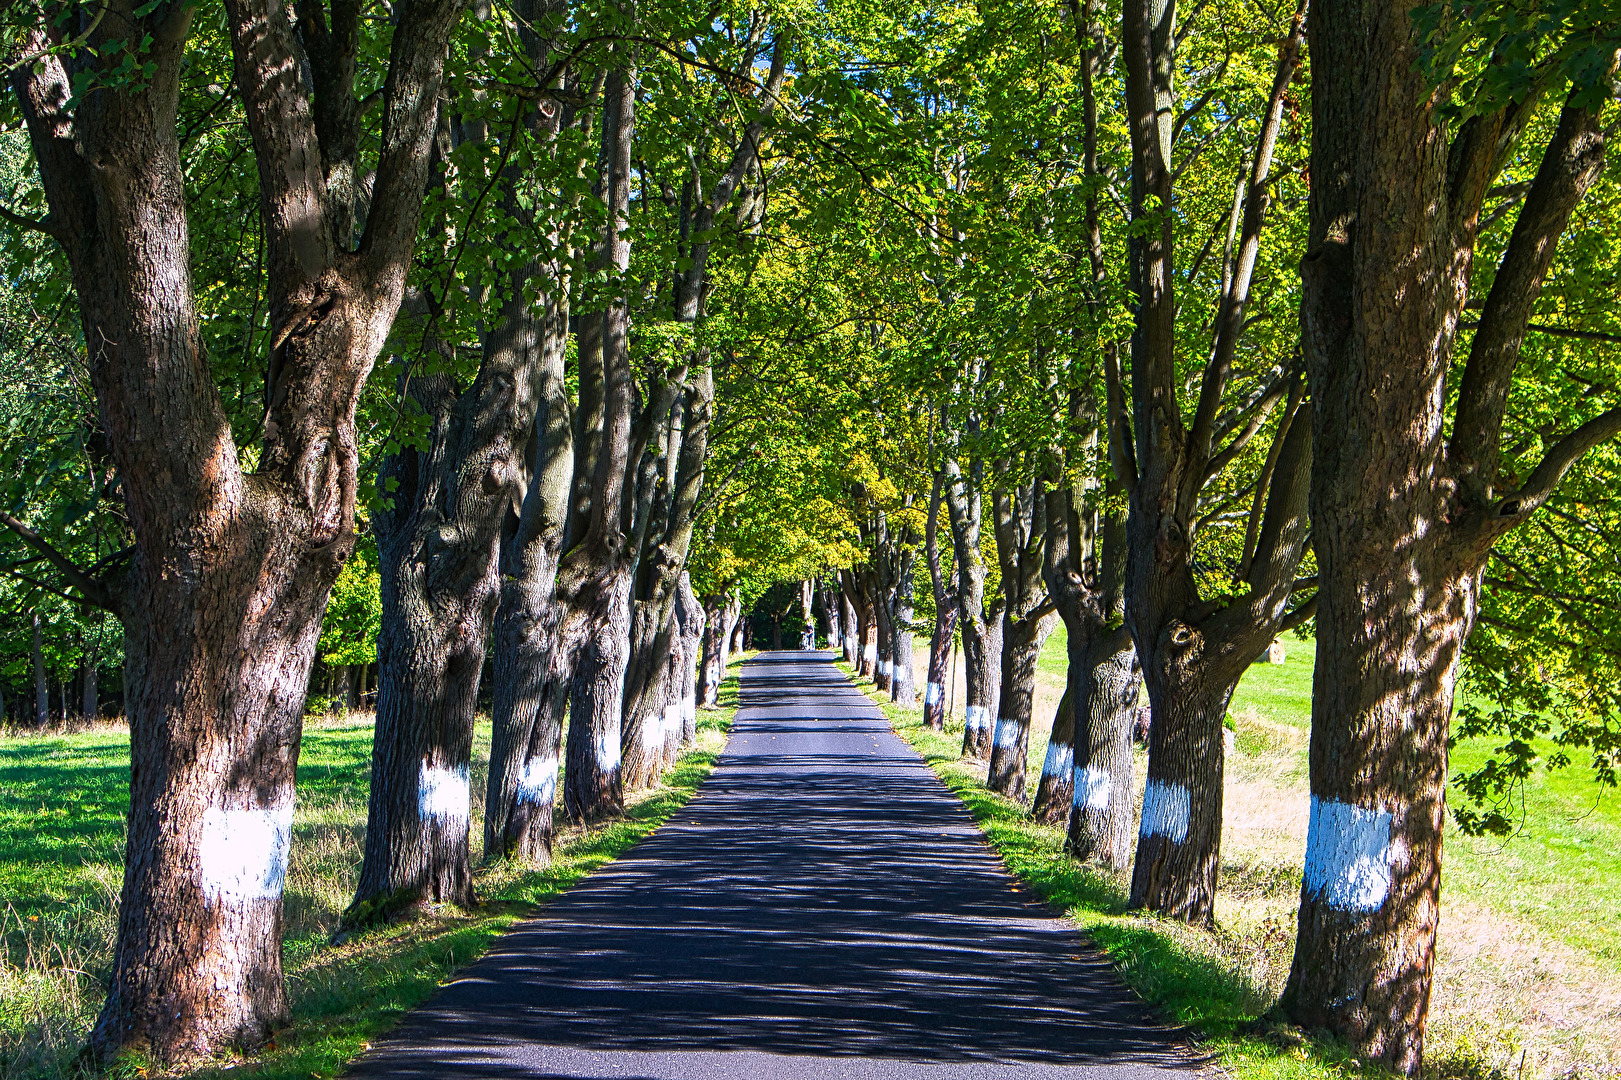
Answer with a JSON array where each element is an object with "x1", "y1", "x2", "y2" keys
[
  {"x1": 0, "y1": 660, "x2": 746, "y2": 1079},
  {"x1": 842, "y1": 655, "x2": 1621, "y2": 1080}
]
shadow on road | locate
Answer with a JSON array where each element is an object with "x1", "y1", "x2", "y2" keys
[{"x1": 347, "y1": 652, "x2": 1190, "y2": 1078}]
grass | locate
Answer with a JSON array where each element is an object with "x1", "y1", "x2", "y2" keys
[
  {"x1": 868, "y1": 635, "x2": 1621, "y2": 1080},
  {"x1": 0, "y1": 659, "x2": 746, "y2": 1079}
]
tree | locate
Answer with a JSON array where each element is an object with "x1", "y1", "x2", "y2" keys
[
  {"x1": 3, "y1": 0, "x2": 460, "y2": 1057},
  {"x1": 1116, "y1": 0, "x2": 1314, "y2": 923},
  {"x1": 1281, "y1": 2, "x2": 1621, "y2": 1069}
]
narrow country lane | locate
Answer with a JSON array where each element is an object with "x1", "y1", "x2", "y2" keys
[{"x1": 346, "y1": 652, "x2": 1194, "y2": 1079}]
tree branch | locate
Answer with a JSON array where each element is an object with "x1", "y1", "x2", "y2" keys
[
  {"x1": 1451, "y1": 94, "x2": 1606, "y2": 502},
  {"x1": 0, "y1": 512, "x2": 119, "y2": 612},
  {"x1": 1488, "y1": 405, "x2": 1621, "y2": 527}
]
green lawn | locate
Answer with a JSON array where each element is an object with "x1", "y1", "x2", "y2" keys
[{"x1": 0, "y1": 663, "x2": 745, "y2": 1079}]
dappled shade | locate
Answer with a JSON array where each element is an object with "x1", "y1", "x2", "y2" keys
[{"x1": 348, "y1": 653, "x2": 1191, "y2": 1077}]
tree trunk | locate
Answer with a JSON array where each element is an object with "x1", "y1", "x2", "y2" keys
[
  {"x1": 871, "y1": 566, "x2": 893, "y2": 692},
  {"x1": 31, "y1": 612, "x2": 47, "y2": 728},
  {"x1": 11, "y1": 0, "x2": 459, "y2": 1043},
  {"x1": 482, "y1": 271, "x2": 573, "y2": 863},
  {"x1": 889, "y1": 543, "x2": 918, "y2": 705},
  {"x1": 1065, "y1": 640, "x2": 1141, "y2": 866},
  {"x1": 1128, "y1": 665, "x2": 1236, "y2": 923},
  {"x1": 1031, "y1": 685, "x2": 1075, "y2": 826},
  {"x1": 673, "y1": 572, "x2": 703, "y2": 752},
  {"x1": 81, "y1": 640, "x2": 99, "y2": 721},
  {"x1": 923, "y1": 473, "x2": 959, "y2": 729},
  {"x1": 986, "y1": 608, "x2": 1059, "y2": 803},
  {"x1": 698, "y1": 593, "x2": 725, "y2": 707},
  {"x1": 840, "y1": 590, "x2": 859, "y2": 665}
]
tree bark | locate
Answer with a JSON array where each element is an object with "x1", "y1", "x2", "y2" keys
[
  {"x1": 81, "y1": 637, "x2": 99, "y2": 721},
  {"x1": 698, "y1": 592, "x2": 726, "y2": 707},
  {"x1": 1116, "y1": 0, "x2": 1311, "y2": 924},
  {"x1": 559, "y1": 58, "x2": 638, "y2": 825},
  {"x1": 31, "y1": 611, "x2": 47, "y2": 728},
  {"x1": 1279, "y1": 4, "x2": 1614, "y2": 1071},
  {"x1": 7, "y1": 0, "x2": 458, "y2": 1057},
  {"x1": 943, "y1": 458, "x2": 1003, "y2": 758},
  {"x1": 986, "y1": 472, "x2": 1057, "y2": 802},
  {"x1": 889, "y1": 541, "x2": 918, "y2": 705},
  {"x1": 923, "y1": 472, "x2": 959, "y2": 729}
]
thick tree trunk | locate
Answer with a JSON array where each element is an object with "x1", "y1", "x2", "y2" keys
[
  {"x1": 986, "y1": 609, "x2": 1059, "y2": 802},
  {"x1": 960, "y1": 612, "x2": 1002, "y2": 759},
  {"x1": 1065, "y1": 640, "x2": 1141, "y2": 866},
  {"x1": 563, "y1": 567, "x2": 633, "y2": 821},
  {"x1": 9, "y1": 0, "x2": 459, "y2": 1054},
  {"x1": 353, "y1": 467, "x2": 493, "y2": 918},
  {"x1": 1128, "y1": 666, "x2": 1235, "y2": 923},
  {"x1": 482, "y1": 295, "x2": 573, "y2": 861}
]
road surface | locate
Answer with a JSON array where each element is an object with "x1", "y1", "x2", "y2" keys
[{"x1": 346, "y1": 651, "x2": 1194, "y2": 1079}]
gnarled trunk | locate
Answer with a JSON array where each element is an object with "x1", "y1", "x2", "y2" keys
[
  {"x1": 7, "y1": 0, "x2": 459, "y2": 1056},
  {"x1": 1065, "y1": 639, "x2": 1140, "y2": 865},
  {"x1": 985, "y1": 611, "x2": 1058, "y2": 802}
]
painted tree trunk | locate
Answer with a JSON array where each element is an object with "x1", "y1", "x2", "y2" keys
[
  {"x1": 94, "y1": 565, "x2": 331, "y2": 1061},
  {"x1": 871, "y1": 569, "x2": 892, "y2": 691},
  {"x1": 674, "y1": 573, "x2": 703, "y2": 751},
  {"x1": 890, "y1": 546, "x2": 918, "y2": 705},
  {"x1": 1127, "y1": 664, "x2": 1234, "y2": 924},
  {"x1": 351, "y1": 523, "x2": 492, "y2": 920},
  {"x1": 923, "y1": 604, "x2": 956, "y2": 730},
  {"x1": 1066, "y1": 642, "x2": 1141, "y2": 866},
  {"x1": 490, "y1": 663, "x2": 567, "y2": 864},
  {"x1": 564, "y1": 568, "x2": 633, "y2": 823},
  {"x1": 840, "y1": 591, "x2": 860, "y2": 666},
  {"x1": 698, "y1": 594, "x2": 725, "y2": 707},
  {"x1": 960, "y1": 610, "x2": 1002, "y2": 760},
  {"x1": 986, "y1": 610, "x2": 1058, "y2": 802}
]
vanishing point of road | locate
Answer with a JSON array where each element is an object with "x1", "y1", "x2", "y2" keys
[{"x1": 347, "y1": 651, "x2": 1195, "y2": 1079}]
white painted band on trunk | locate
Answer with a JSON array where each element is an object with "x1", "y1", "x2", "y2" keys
[
  {"x1": 646, "y1": 712, "x2": 668, "y2": 750},
  {"x1": 993, "y1": 719, "x2": 1021, "y2": 749},
  {"x1": 924, "y1": 681, "x2": 943, "y2": 707},
  {"x1": 1074, "y1": 765, "x2": 1111, "y2": 811},
  {"x1": 683, "y1": 694, "x2": 696, "y2": 724},
  {"x1": 199, "y1": 800, "x2": 295, "y2": 903},
  {"x1": 1041, "y1": 740, "x2": 1074, "y2": 780},
  {"x1": 1303, "y1": 796, "x2": 1399, "y2": 912},
  {"x1": 515, "y1": 754, "x2": 558, "y2": 806},
  {"x1": 864, "y1": 644, "x2": 877, "y2": 663},
  {"x1": 594, "y1": 729, "x2": 620, "y2": 772},
  {"x1": 418, "y1": 762, "x2": 470, "y2": 825},
  {"x1": 965, "y1": 705, "x2": 991, "y2": 732},
  {"x1": 1138, "y1": 779, "x2": 1191, "y2": 843}
]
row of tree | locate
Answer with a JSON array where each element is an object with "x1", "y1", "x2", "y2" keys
[
  {"x1": 784, "y1": 0, "x2": 1621, "y2": 1072},
  {"x1": 2, "y1": 0, "x2": 1618, "y2": 1074}
]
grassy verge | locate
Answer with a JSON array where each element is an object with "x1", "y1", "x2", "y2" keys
[
  {"x1": 1, "y1": 658, "x2": 746, "y2": 1079},
  {"x1": 887, "y1": 630, "x2": 1621, "y2": 1080},
  {"x1": 845, "y1": 661, "x2": 1361, "y2": 1080}
]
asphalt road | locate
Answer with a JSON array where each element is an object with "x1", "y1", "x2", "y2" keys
[{"x1": 346, "y1": 651, "x2": 1194, "y2": 1079}]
